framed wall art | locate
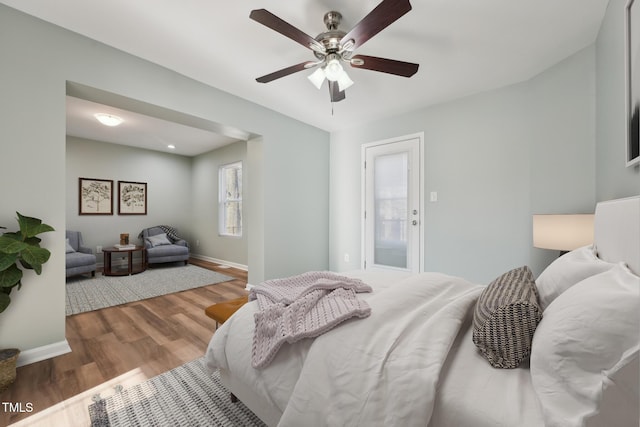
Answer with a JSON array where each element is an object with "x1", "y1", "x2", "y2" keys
[
  {"x1": 118, "y1": 181, "x2": 147, "y2": 215},
  {"x1": 79, "y1": 178, "x2": 113, "y2": 215},
  {"x1": 626, "y1": 0, "x2": 640, "y2": 166}
]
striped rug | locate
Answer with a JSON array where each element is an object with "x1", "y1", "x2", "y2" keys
[{"x1": 88, "y1": 358, "x2": 266, "y2": 426}]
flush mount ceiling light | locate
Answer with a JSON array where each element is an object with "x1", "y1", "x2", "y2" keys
[
  {"x1": 94, "y1": 113, "x2": 123, "y2": 127},
  {"x1": 167, "y1": 144, "x2": 176, "y2": 150},
  {"x1": 250, "y1": 0, "x2": 419, "y2": 103}
]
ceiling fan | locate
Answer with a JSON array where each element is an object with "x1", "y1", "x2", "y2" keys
[{"x1": 250, "y1": 0, "x2": 419, "y2": 103}]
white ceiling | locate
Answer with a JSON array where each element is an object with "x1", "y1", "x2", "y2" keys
[
  {"x1": 3, "y1": 0, "x2": 610, "y2": 152},
  {"x1": 66, "y1": 97, "x2": 244, "y2": 156}
]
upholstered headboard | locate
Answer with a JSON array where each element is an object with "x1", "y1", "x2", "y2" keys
[{"x1": 593, "y1": 196, "x2": 640, "y2": 275}]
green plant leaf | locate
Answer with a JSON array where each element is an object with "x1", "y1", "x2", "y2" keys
[
  {"x1": 16, "y1": 212, "x2": 55, "y2": 238},
  {"x1": 24, "y1": 236, "x2": 42, "y2": 247},
  {"x1": 0, "y1": 264, "x2": 22, "y2": 288},
  {"x1": 0, "y1": 231, "x2": 21, "y2": 241},
  {"x1": 0, "y1": 213, "x2": 53, "y2": 315},
  {"x1": 0, "y1": 236, "x2": 28, "y2": 254},
  {"x1": 20, "y1": 246, "x2": 50, "y2": 275},
  {"x1": 19, "y1": 259, "x2": 34, "y2": 271},
  {"x1": 0, "y1": 293, "x2": 10, "y2": 313},
  {"x1": 0, "y1": 252, "x2": 18, "y2": 271}
]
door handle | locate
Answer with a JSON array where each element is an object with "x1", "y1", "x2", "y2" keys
[{"x1": 412, "y1": 220, "x2": 418, "y2": 226}]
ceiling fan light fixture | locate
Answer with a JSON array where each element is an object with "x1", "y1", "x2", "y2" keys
[
  {"x1": 336, "y1": 69, "x2": 354, "y2": 92},
  {"x1": 307, "y1": 67, "x2": 326, "y2": 89},
  {"x1": 94, "y1": 113, "x2": 123, "y2": 127},
  {"x1": 324, "y1": 58, "x2": 343, "y2": 82}
]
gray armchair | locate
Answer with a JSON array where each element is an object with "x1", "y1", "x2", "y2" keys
[
  {"x1": 141, "y1": 226, "x2": 189, "y2": 266},
  {"x1": 66, "y1": 230, "x2": 96, "y2": 278}
]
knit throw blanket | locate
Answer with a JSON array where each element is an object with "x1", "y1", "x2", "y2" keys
[{"x1": 249, "y1": 272, "x2": 373, "y2": 369}]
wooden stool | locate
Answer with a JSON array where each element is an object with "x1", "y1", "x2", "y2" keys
[{"x1": 205, "y1": 296, "x2": 248, "y2": 328}]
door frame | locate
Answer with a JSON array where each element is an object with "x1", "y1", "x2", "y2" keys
[{"x1": 360, "y1": 132, "x2": 425, "y2": 273}]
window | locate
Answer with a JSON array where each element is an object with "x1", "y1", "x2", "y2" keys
[{"x1": 219, "y1": 161, "x2": 242, "y2": 237}]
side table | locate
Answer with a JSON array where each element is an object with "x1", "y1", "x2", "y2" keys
[{"x1": 102, "y1": 246, "x2": 147, "y2": 276}]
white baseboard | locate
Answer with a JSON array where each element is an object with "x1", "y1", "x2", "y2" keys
[
  {"x1": 190, "y1": 254, "x2": 248, "y2": 271},
  {"x1": 17, "y1": 340, "x2": 72, "y2": 367}
]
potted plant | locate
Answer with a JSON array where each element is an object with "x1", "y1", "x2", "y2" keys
[{"x1": 0, "y1": 212, "x2": 54, "y2": 392}]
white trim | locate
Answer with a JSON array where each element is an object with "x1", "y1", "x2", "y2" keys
[
  {"x1": 190, "y1": 253, "x2": 248, "y2": 271},
  {"x1": 17, "y1": 340, "x2": 72, "y2": 367},
  {"x1": 360, "y1": 132, "x2": 425, "y2": 273}
]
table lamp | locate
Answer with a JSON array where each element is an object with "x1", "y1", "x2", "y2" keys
[{"x1": 532, "y1": 214, "x2": 595, "y2": 256}]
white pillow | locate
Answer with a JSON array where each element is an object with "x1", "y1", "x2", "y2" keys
[
  {"x1": 535, "y1": 245, "x2": 615, "y2": 310},
  {"x1": 65, "y1": 238, "x2": 75, "y2": 253},
  {"x1": 530, "y1": 263, "x2": 640, "y2": 427},
  {"x1": 146, "y1": 233, "x2": 172, "y2": 247}
]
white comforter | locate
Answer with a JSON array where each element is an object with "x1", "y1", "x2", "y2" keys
[
  {"x1": 207, "y1": 272, "x2": 483, "y2": 426},
  {"x1": 279, "y1": 273, "x2": 482, "y2": 426}
]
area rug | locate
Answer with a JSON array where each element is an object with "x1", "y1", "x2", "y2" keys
[
  {"x1": 88, "y1": 358, "x2": 266, "y2": 427},
  {"x1": 66, "y1": 265, "x2": 232, "y2": 315}
]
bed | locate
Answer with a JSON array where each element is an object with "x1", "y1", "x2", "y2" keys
[{"x1": 205, "y1": 196, "x2": 639, "y2": 427}]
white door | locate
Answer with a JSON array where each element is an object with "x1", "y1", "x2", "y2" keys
[{"x1": 363, "y1": 135, "x2": 422, "y2": 273}]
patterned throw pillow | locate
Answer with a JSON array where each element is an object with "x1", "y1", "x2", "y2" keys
[{"x1": 472, "y1": 266, "x2": 542, "y2": 368}]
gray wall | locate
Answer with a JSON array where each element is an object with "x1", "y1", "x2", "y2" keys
[
  {"x1": 191, "y1": 141, "x2": 248, "y2": 266},
  {"x1": 66, "y1": 137, "x2": 193, "y2": 255},
  {"x1": 596, "y1": 0, "x2": 640, "y2": 199},
  {"x1": 246, "y1": 138, "x2": 265, "y2": 285},
  {"x1": 330, "y1": 47, "x2": 597, "y2": 283},
  {"x1": 0, "y1": 5, "x2": 329, "y2": 354},
  {"x1": 528, "y1": 47, "x2": 598, "y2": 273},
  {"x1": 262, "y1": 128, "x2": 330, "y2": 278}
]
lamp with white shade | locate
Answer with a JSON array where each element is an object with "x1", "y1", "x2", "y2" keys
[{"x1": 533, "y1": 214, "x2": 595, "y2": 255}]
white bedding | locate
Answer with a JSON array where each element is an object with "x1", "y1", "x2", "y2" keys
[
  {"x1": 205, "y1": 270, "x2": 411, "y2": 416},
  {"x1": 277, "y1": 272, "x2": 482, "y2": 426},
  {"x1": 430, "y1": 318, "x2": 545, "y2": 427},
  {"x1": 205, "y1": 270, "x2": 548, "y2": 426}
]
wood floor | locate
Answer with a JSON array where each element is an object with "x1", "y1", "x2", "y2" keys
[{"x1": 0, "y1": 259, "x2": 248, "y2": 426}]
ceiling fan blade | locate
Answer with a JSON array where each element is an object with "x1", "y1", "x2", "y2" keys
[
  {"x1": 328, "y1": 81, "x2": 346, "y2": 102},
  {"x1": 256, "y1": 61, "x2": 318, "y2": 83},
  {"x1": 250, "y1": 9, "x2": 324, "y2": 52},
  {"x1": 340, "y1": 0, "x2": 412, "y2": 51},
  {"x1": 350, "y1": 55, "x2": 419, "y2": 77}
]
